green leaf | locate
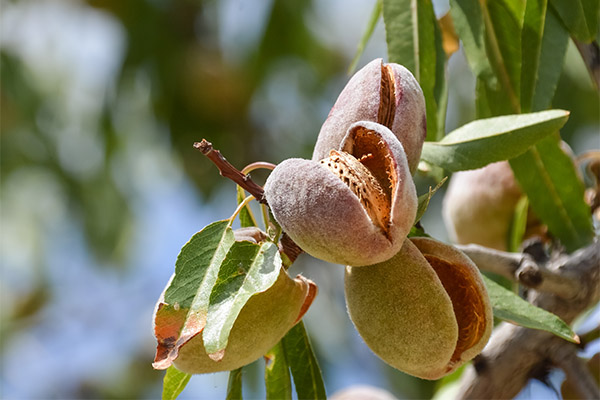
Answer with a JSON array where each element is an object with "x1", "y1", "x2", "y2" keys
[
  {"x1": 509, "y1": 135, "x2": 594, "y2": 252},
  {"x1": 153, "y1": 220, "x2": 235, "y2": 369},
  {"x1": 415, "y1": 177, "x2": 447, "y2": 223},
  {"x1": 449, "y1": 0, "x2": 495, "y2": 84},
  {"x1": 420, "y1": 110, "x2": 570, "y2": 171},
  {"x1": 282, "y1": 321, "x2": 326, "y2": 400},
  {"x1": 485, "y1": 0, "x2": 524, "y2": 111},
  {"x1": 203, "y1": 241, "x2": 282, "y2": 356},
  {"x1": 408, "y1": 224, "x2": 430, "y2": 238},
  {"x1": 476, "y1": 76, "x2": 515, "y2": 117},
  {"x1": 521, "y1": 0, "x2": 570, "y2": 113},
  {"x1": 348, "y1": 0, "x2": 382, "y2": 75},
  {"x1": 549, "y1": 0, "x2": 599, "y2": 42},
  {"x1": 165, "y1": 220, "x2": 234, "y2": 308},
  {"x1": 529, "y1": 8, "x2": 570, "y2": 112},
  {"x1": 520, "y1": 0, "x2": 547, "y2": 113},
  {"x1": 483, "y1": 275, "x2": 579, "y2": 343},
  {"x1": 383, "y1": 0, "x2": 441, "y2": 141},
  {"x1": 433, "y1": 16, "x2": 449, "y2": 142},
  {"x1": 162, "y1": 366, "x2": 191, "y2": 400},
  {"x1": 265, "y1": 341, "x2": 292, "y2": 400},
  {"x1": 226, "y1": 368, "x2": 243, "y2": 400},
  {"x1": 237, "y1": 186, "x2": 258, "y2": 228},
  {"x1": 508, "y1": 196, "x2": 529, "y2": 253}
]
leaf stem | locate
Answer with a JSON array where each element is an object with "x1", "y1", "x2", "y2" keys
[
  {"x1": 241, "y1": 161, "x2": 276, "y2": 175},
  {"x1": 229, "y1": 195, "x2": 255, "y2": 225}
]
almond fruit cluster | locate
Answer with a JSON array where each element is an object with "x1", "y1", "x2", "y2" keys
[
  {"x1": 160, "y1": 59, "x2": 493, "y2": 380},
  {"x1": 265, "y1": 59, "x2": 493, "y2": 380}
]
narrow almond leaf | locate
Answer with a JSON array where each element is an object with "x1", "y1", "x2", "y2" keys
[
  {"x1": 383, "y1": 0, "x2": 441, "y2": 140},
  {"x1": 476, "y1": 75, "x2": 515, "y2": 117},
  {"x1": 521, "y1": 0, "x2": 570, "y2": 113},
  {"x1": 520, "y1": 0, "x2": 548, "y2": 113},
  {"x1": 203, "y1": 241, "x2": 282, "y2": 357},
  {"x1": 154, "y1": 220, "x2": 235, "y2": 369},
  {"x1": 508, "y1": 196, "x2": 529, "y2": 253},
  {"x1": 237, "y1": 186, "x2": 258, "y2": 228},
  {"x1": 226, "y1": 368, "x2": 243, "y2": 400},
  {"x1": 449, "y1": 0, "x2": 495, "y2": 84},
  {"x1": 162, "y1": 366, "x2": 191, "y2": 400},
  {"x1": 348, "y1": 0, "x2": 382, "y2": 75},
  {"x1": 420, "y1": 110, "x2": 569, "y2": 171},
  {"x1": 483, "y1": 275, "x2": 579, "y2": 343},
  {"x1": 282, "y1": 321, "x2": 326, "y2": 400},
  {"x1": 484, "y1": 0, "x2": 525, "y2": 111},
  {"x1": 549, "y1": 0, "x2": 598, "y2": 42},
  {"x1": 265, "y1": 341, "x2": 292, "y2": 400},
  {"x1": 433, "y1": 12, "x2": 449, "y2": 141},
  {"x1": 530, "y1": 10, "x2": 569, "y2": 112},
  {"x1": 509, "y1": 135, "x2": 594, "y2": 252},
  {"x1": 415, "y1": 177, "x2": 447, "y2": 223}
]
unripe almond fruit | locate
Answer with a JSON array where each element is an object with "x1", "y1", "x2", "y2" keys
[
  {"x1": 312, "y1": 58, "x2": 426, "y2": 174},
  {"x1": 344, "y1": 237, "x2": 492, "y2": 380},
  {"x1": 265, "y1": 121, "x2": 417, "y2": 266},
  {"x1": 442, "y1": 161, "x2": 548, "y2": 251},
  {"x1": 153, "y1": 267, "x2": 316, "y2": 374}
]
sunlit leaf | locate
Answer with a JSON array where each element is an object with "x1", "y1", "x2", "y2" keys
[
  {"x1": 348, "y1": 0, "x2": 382, "y2": 75},
  {"x1": 226, "y1": 368, "x2": 243, "y2": 400},
  {"x1": 509, "y1": 135, "x2": 594, "y2": 252},
  {"x1": 420, "y1": 110, "x2": 569, "y2": 171},
  {"x1": 154, "y1": 220, "x2": 235, "y2": 369},
  {"x1": 282, "y1": 321, "x2": 326, "y2": 400},
  {"x1": 483, "y1": 275, "x2": 579, "y2": 343},
  {"x1": 237, "y1": 186, "x2": 258, "y2": 228},
  {"x1": 265, "y1": 342, "x2": 292, "y2": 400},
  {"x1": 203, "y1": 241, "x2": 282, "y2": 357},
  {"x1": 165, "y1": 220, "x2": 234, "y2": 307},
  {"x1": 162, "y1": 366, "x2": 191, "y2": 400}
]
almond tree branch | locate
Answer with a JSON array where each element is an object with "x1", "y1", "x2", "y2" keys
[
  {"x1": 456, "y1": 243, "x2": 582, "y2": 299},
  {"x1": 194, "y1": 140, "x2": 267, "y2": 204},
  {"x1": 457, "y1": 240, "x2": 600, "y2": 399},
  {"x1": 550, "y1": 341, "x2": 600, "y2": 399}
]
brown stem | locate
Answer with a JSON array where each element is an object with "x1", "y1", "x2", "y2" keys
[{"x1": 194, "y1": 140, "x2": 267, "y2": 204}]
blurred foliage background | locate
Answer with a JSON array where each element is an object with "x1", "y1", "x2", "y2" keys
[{"x1": 0, "y1": 0, "x2": 597, "y2": 399}]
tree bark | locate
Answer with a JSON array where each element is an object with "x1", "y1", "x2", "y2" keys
[{"x1": 456, "y1": 241, "x2": 600, "y2": 399}]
